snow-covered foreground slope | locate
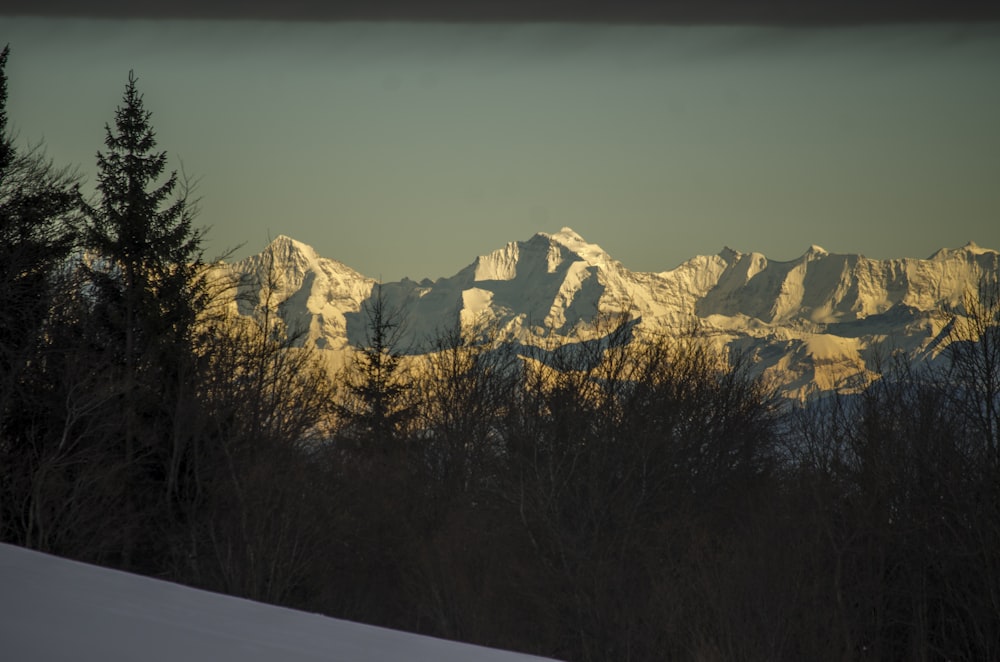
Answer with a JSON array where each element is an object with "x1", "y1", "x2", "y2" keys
[
  {"x1": 0, "y1": 543, "x2": 557, "y2": 662},
  {"x1": 225, "y1": 229, "x2": 999, "y2": 400}
]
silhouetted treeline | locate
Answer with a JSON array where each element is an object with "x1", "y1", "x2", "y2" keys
[{"x1": 2, "y1": 49, "x2": 999, "y2": 661}]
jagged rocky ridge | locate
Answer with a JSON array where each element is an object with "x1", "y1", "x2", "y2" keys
[{"x1": 222, "y1": 228, "x2": 1000, "y2": 400}]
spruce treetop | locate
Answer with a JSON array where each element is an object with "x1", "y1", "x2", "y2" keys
[
  {"x1": 85, "y1": 70, "x2": 206, "y2": 359},
  {"x1": 88, "y1": 70, "x2": 201, "y2": 276}
]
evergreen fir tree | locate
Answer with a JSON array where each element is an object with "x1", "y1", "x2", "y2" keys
[
  {"x1": 85, "y1": 70, "x2": 205, "y2": 365},
  {"x1": 339, "y1": 284, "x2": 414, "y2": 453},
  {"x1": 83, "y1": 70, "x2": 207, "y2": 570}
]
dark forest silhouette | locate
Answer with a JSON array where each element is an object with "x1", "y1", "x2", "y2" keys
[{"x1": 2, "y1": 49, "x2": 999, "y2": 660}]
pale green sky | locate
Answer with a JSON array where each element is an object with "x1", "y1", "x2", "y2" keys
[{"x1": 3, "y1": 18, "x2": 999, "y2": 280}]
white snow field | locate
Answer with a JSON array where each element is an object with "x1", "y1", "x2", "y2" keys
[{"x1": 0, "y1": 543, "x2": 558, "y2": 662}]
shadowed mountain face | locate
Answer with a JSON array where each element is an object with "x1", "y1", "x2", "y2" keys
[{"x1": 225, "y1": 229, "x2": 999, "y2": 400}]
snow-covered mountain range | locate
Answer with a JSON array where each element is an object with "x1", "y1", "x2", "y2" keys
[{"x1": 223, "y1": 228, "x2": 999, "y2": 400}]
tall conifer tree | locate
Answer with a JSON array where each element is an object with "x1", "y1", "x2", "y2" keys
[
  {"x1": 339, "y1": 284, "x2": 414, "y2": 453},
  {"x1": 84, "y1": 71, "x2": 206, "y2": 569},
  {"x1": 85, "y1": 70, "x2": 205, "y2": 365}
]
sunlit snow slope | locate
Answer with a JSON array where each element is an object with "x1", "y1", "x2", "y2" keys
[{"x1": 0, "y1": 543, "x2": 558, "y2": 662}]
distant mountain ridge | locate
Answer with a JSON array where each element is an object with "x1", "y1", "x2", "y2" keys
[{"x1": 223, "y1": 229, "x2": 999, "y2": 400}]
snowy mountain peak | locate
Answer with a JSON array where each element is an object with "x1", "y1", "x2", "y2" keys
[
  {"x1": 470, "y1": 228, "x2": 615, "y2": 283},
  {"x1": 929, "y1": 241, "x2": 999, "y2": 260},
  {"x1": 258, "y1": 235, "x2": 368, "y2": 282},
  {"x1": 546, "y1": 226, "x2": 586, "y2": 245},
  {"x1": 266, "y1": 234, "x2": 317, "y2": 259},
  {"x1": 230, "y1": 235, "x2": 374, "y2": 351},
  {"x1": 806, "y1": 244, "x2": 828, "y2": 257},
  {"x1": 538, "y1": 227, "x2": 612, "y2": 266},
  {"x1": 268, "y1": 233, "x2": 299, "y2": 246},
  {"x1": 960, "y1": 240, "x2": 996, "y2": 255}
]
